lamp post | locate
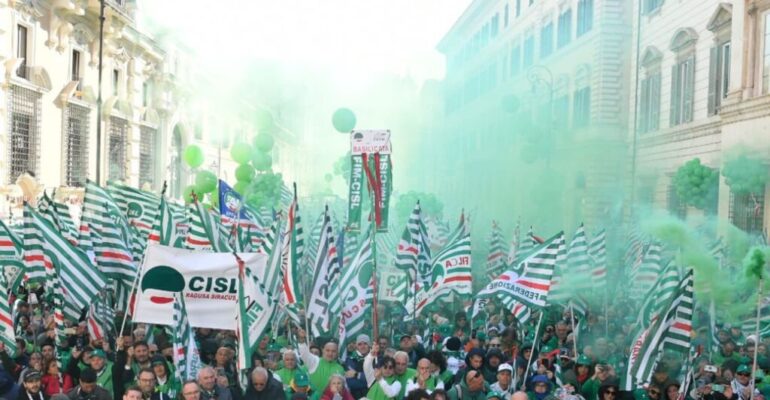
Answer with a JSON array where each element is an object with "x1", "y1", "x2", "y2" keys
[{"x1": 95, "y1": 0, "x2": 105, "y2": 184}]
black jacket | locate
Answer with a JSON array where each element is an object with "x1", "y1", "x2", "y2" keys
[
  {"x1": 242, "y1": 376, "x2": 285, "y2": 400},
  {"x1": 66, "y1": 385, "x2": 113, "y2": 400},
  {"x1": 16, "y1": 388, "x2": 48, "y2": 400}
]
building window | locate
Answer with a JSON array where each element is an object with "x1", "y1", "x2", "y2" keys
[
  {"x1": 510, "y1": 44, "x2": 521, "y2": 76},
  {"x1": 670, "y1": 57, "x2": 695, "y2": 126},
  {"x1": 112, "y1": 69, "x2": 120, "y2": 96},
  {"x1": 639, "y1": 72, "x2": 661, "y2": 133},
  {"x1": 573, "y1": 87, "x2": 590, "y2": 128},
  {"x1": 108, "y1": 116, "x2": 128, "y2": 181},
  {"x1": 7, "y1": 85, "x2": 41, "y2": 183},
  {"x1": 71, "y1": 50, "x2": 81, "y2": 90},
  {"x1": 558, "y1": 9, "x2": 572, "y2": 48},
  {"x1": 644, "y1": 0, "x2": 663, "y2": 15},
  {"x1": 142, "y1": 82, "x2": 152, "y2": 107},
  {"x1": 63, "y1": 103, "x2": 90, "y2": 187},
  {"x1": 504, "y1": 4, "x2": 510, "y2": 28},
  {"x1": 708, "y1": 41, "x2": 731, "y2": 116},
  {"x1": 540, "y1": 23, "x2": 554, "y2": 58},
  {"x1": 515, "y1": 0, "x2": 521, "y2": 18},
  {"x1": 140, "y1": 126, "x2": 157, "y2": 189},
  {"x1": 16, "y1": 25, "x2": 28, "y2": 79},
  {"x1": 762, "y1": 13, "x2": 770, "y2": 94},
  {"x1": 523, "y1": 35, "x2": 535, "y2": 68},
  {"x1": 577, "y1": 0, "x2": 594, "y2": 37},
  {"x1": 730, "y1": 190, "x2": 765, "y2": 236},
  {"x1": 667, "y1": 184, "x2": 687, "y2": 220},
  {"x1": 492, "y1": 13, "x2": 500, "y2": 38}
]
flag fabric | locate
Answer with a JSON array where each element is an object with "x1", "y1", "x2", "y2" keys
[
  {"x1": 236, "y1": 255, "x2": 278, "y2": 393},
  {"x1": 79, "y1": 181, "x2": 132, "y2": 254},
  {"x1": 486, "y1": 222, "x2": 506, "y2": 281},
  {"x1": 0, "y1": 272, "x2": 15, "y2": 355},
  {"x1": 260, "y1": 217, "x2": 285, "y2": 297},
  {"x1": 589, "y1": 229, "x2": 607, "y2": 287},
  {"x1": 24, "y1": 205, "x2": 108, "y2": 321},
  {"x1": 630, "y1": 270, "x2": 694, "y2": 386},
  {"x1": 565, "y1": 224, "x2": 593, "y2": 291},
  {"x1": 410, "y1": 230, "x2": 472, "y2": 316},
  {"x1": 92, "y1": 207, "x2": 137, "y2": 283},
  {"x1": 395, "y1": 203, "x2": 432, "y2": 283},
  {"x1": 307, "y1": 211, "x2": 339, "y2": 337},
  {"x1": 0, "y1": 219, "x2": 25, "y2": 291},
  {"x1": 87, "y1": 294, "x2": 114, "y2": 341},
  {"x1": 630, "y1": 243, "x2": 664, "y2": 299},
  {"x1": 507, "y1": 222, "x2": 520, "y2": 266},
  {"x1": 172, "y1": 295, "x2": 203, "y2": 382},
  {"x1": 477, "y1": 232, "x2": 563, "y2": 310},
  {"x1": 148, "y1": 196, "x2": 185, "y2": 248},
  {"x1": 510, "y1": 301, "x2": 531, "y2": 324},
  {"x1": 636, "y1": 260, "x2": 680, "y2": 328},
  {"x1": 337, "y1": 235, "x2": 374, "y2": 348},
  {"x1": 107, "y1": 181, "x2": 160, "y2": 243},
  {"x1": 186, "y1": 202, "x2": 231, "y2": 252},
  {"x1": 280, "y1": 198, "x2": 304, "y2": 325},
  {"x1": 38, "y1": 194, "x2": 78, "y2": 245}
]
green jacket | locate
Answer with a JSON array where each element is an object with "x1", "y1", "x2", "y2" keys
[
  {"x1": 581, "y1": 377, "x2": 602, "y2": 400},
  {"x1": 395, "y1": 368, "x2": 417, "y2": 399},
  {"x1": 309, "y1": 359, "x2": 345, "y2": 393},
  {"x1": 367, "y1": 376, "x2": 399, "y2": 400}
]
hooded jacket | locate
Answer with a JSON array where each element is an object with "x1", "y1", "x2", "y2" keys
[
  {"x1": 242, "y1": 372, "x2": 285, "y2": 400},
  {"x1": 454, "y1": 348, "x2": 486, "y2": 384}
]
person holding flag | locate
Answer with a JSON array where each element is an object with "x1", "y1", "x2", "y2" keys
[{"x1": 296, "y1": 328, "x2": 345, "y2": 393}]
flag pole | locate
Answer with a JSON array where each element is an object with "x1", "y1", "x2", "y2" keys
[
  {"x1": 569, "y1": 303, "x2": 579, "y2": 358},
  {"x1": 751, "y1": 278, "x2": 763, "y2": 400},
  {"x1": 371, "y1": 195, "x2": 379, "y2": 341},
  {"x1": 521, "y1": 311, "x2": 544, "y2": 390},
  {"x1": 119, "y1": 266, "x2": 142, "y2": 338}
]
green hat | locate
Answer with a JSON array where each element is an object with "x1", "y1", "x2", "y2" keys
[
  {"x1": 268, "y1": 343, "x2": 283, "y2": 352},
  {"x1": 439, "y1": 324, "x2": 452, "y2": 336},
  {"x1": 487, "y1": 392, "x2": 504, "y2": 400},
  {"x1": 90, "y1": 349, "x2": 106, "y2": 359},
  {"x1": 293, "y1": 371, "x2": 310, "y2": 387},
  {"x1": 521, "y1": 342, "x2": 534, "y2": 350},
  {"x1": 740, "y1": 356, "x2": 752, "y2": 365},
  {"x1": 737, "y1": 364, "x2": 752, "y2": 374},
  {"x1": 474, "y1": 320, "x2": 486, "y2": 329},
  {"x1": 540, "y1": 345, "x2": 555, "y2": 355},
  {"x1": 476, "y1": 332, "x2": 487, "y2": 341},
  {"x1": 577, "y1": 355, "x2": 592, "y2": 366}
]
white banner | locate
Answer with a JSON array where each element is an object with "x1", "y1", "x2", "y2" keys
[
  {"x1": 379, "y1": 269, "x2": 409, "y2": 302},
  {"x1": 133, "y1": 244, "x2": 268, "y2": 329},
  {"x1": 351, "y1": 129, "x2": 392, "y2": 155}
]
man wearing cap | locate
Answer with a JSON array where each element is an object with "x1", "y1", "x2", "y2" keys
[
  {"x1": 151, "y1": 355, "x2": 179, "y2": 399},
  {"x1": 343, "y1": 334, "x2": 370, "y2": 399},
  {"x1": 67, "y1": 337, "x2": 129, "y2": 400},
  {"x1": 19, "y1": 370, "x2": 45, "y2": 400},
  {"x1": 731, "y1": 364, "x2": 759, "y2": 400},
  {"x1": 285, "y1": 370, "x2": 314, "y2": 400},
  {"x1": 405, "y1": 358, "x2": 445, "y2": 396},
  {"x1": 66, "y1": 368, "x2": 112, "y2": 400},
  {"x1": 490, "y1": 364, "x2": 514, "y2": 400},
  {"x1": 275, "y1": 351, "x2": 307, "y2": 392},
  {"x1": 295, "y1": 328, "x2": 344, "y2": 393}
]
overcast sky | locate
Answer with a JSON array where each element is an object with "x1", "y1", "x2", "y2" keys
[{"x1": 139, "y1": 0, "x2": 471, "y2": 85}]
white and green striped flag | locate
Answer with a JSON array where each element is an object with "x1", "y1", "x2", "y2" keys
[
  {"x1": 38, "y1": 194, "x2": 78, "y2": 245},
  {"x1": 172, "y1": 294, "x2": 203, "y2": 382},
  {"x1": 589, "y1": 229, "x2": 607, "y2": 287},
  {"x1": 79, "y1": 181, "x2": 132, "y2": 254},
  {"x1": 395, "y1": 203, "x2": 432, "y2": 281},
  {"x1": 186, "y1": 202, "x2": 231, "y2": 252},
  {"x1": 0, "y1": 219, "x2": 25, "y2": 292},
  {"x1": 93, "y1": 207, "x2": 137, "y2": 283},
  {"x1": 337, "y1": 235, "x2": 373, "y2": 347},
  {"x1": 630, "y1": 243, "x2": 664, "y2": 299},
  {"x1": 566, "y1": 224, "x2": 593, "y2": 291},
  {"x1": 107, "y1": 181, "x2": 160, "y2": 242},
  {"x1": 24, "y1": 205, "x2": 108, "y2": 321},
  {"x1": 636, "y1": 260, "x2": 680, "y2": 328},
  {"x1": 236, "y1": 255, "x2": 278, "y2": 393},
  {"x1": 308, "y1": 210, "x2": 339, "y2": 337},
  {"x1": 486, "y1": 222, "x2": 506, "y2": 281},
  {"x1": 630, "y1": 269, "x2": 694, "y2": 386},
  {"x1": 0, "y1": 272, "x2": 15, "y2": 354},
  {"x1": 148, "y1": 196, "x2": 184, "y2": 248},
  {"x1": 280, "y1": 199, "x2": 304, "y2": 325}
]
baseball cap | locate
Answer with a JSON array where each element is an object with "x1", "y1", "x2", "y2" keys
[
  {"x1": 293, "y1": 371, "x2": 310, "y2": 387},
  {"x1": 498, "y1": 363, "x2": 513, "y2": 373},
  {"x1": 90, "y1": 349, "x2": 106, "y2": 359}
]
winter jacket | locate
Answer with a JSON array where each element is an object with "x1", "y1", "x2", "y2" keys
[{"x1": 242, "y1": 375, "x2": 285, "y2": 400}]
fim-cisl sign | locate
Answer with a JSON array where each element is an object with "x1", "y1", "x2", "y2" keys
[{"x1": 132, "y1": 244, "x2": 267, "y2": 329}]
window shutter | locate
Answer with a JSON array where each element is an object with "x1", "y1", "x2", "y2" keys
[
  {"x1": 670, "y1": 64, "x2": 681, "y2": 126},
  {"x1": 650, "y1": 73, "x2": 661, "y2": 131},
  {"x1": 708, "y1": 47, "x2": 720, "y2": 116},
  {"x1": 683, "y1": 56, "x2": 695, "y2": 122},
  {"x1": 639, "y1": 77, "x2": 650, "y2": 133}
]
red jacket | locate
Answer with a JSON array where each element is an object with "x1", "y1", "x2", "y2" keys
[{"x1": 41, "y1": 373, "x2": 73, "y2": 397}]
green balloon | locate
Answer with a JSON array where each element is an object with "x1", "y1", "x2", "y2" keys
[
  {"x1": 332, "y1": 108, "x2": 356, "y2": 133},
  {"x1": 183, "y1": 145, "x2": 205, "y2": 168},
  {"x1": 254, "y1": 133, "x2": 275, "y2": 152},
  {"x1": 233, "y1": 181, "x2": 249, "y2": 195},
  {"x1": 230, "y1": 142, "x2": 253, "y2": 164},
  {"x1": 252, "y1": 151, "x2": 272, "y2": 172},
  {"x1": 183, "y1": 185, "x2": 197, "y2": 204},
  {"x1": 235, "y1": 163, "x2": 256, "y2": 183},
  {"x1": 194, "y1": 170, "x2": 218, "y2": 194}
]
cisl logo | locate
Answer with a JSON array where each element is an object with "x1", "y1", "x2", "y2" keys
[{"x1": 141, "y1": 265, "x2": 239, "y2": 304}]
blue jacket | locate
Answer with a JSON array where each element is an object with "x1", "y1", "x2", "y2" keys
[{"x1": 344, "y1": 352, "x2": 368, "y2": 399}]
